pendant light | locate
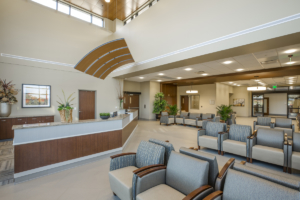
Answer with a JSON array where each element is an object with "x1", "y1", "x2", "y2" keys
[
  {"x1": 247, "y1": 82, "x2": 266, "y2": 91},
  {"x1": 186, "y1": 83, "x2": 198, "y2": 94}
]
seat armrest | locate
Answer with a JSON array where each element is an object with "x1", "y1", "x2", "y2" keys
[
  {"x1": 183, "y1": 185, "x2": 214, "y2": 200},
  {"x1": 133, "y1": 164, "x2": 164, "y2": 174},
  {"x1": 218, "y1": 158, "x2": 235, "y2": 179},
  {"x1": 203, "y1": 191, "x2": 223, "y2": 200},
  {"x1": 110, "y1": 153, "x2": 136, "y2": 171},
  {"x1": 137, "y1": 166, "x2": 166, "y2": 178},
  {"x1": 252, "y1": 130, "x2": 258, "y2": 136},
  {"x1": 270, "y1": 122, "x2": 275, "y2": 128},
  {"x1": 287, "y1": 141, "x2": 293, "y2": 169},
  {"x1": 218, "y1": 132, "x2": 227, "y2": 134},
  {"x1": 110, "y1": 152, "x2": 136, "y2": 159}
]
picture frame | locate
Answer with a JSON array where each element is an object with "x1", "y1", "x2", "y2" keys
[
  {"x1": 233, "y1": 98, "x2": 245, "y2": 107},
  {"x1": 22, "y1": 84, "x2": 51, "y2": 108}
]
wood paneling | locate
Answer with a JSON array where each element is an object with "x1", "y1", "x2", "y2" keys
[
  {"x1": 161, "y1": 84, "x2": 177, "y2": 106},
  {"x1": 100, "y1": 59, "x2": 134, "y2": 79},
  {"x1": 41, "y1": 116, "x2": 54, "y2": 123},
  {"x1": 122, "y1": 116, "x2": 138, "y2": 145},
  {"x1": 79, "y1": 90, "x2": 96, "y2": 120},
  {"x1": 27, "y1": 117, "x2": 42, "y2": 124},
  {"x1": 0, "y1": 118, "x2": 12, "y2": 140},
  {"x1": 14, "y1": 130, "x2": 123, "y2": 173},
  {"x1": 12, "y1": 118, "x2": 28, "y2": 126},
  {"x1": 181, "y1": 95, "x2": 189, "y2": 112}
]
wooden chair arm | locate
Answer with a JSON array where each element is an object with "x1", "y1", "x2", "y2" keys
[
  {"x1": 110, "y1": 152, "x2": 136, "y2": 159},
  {"x1": 133, "y1": 164, "x2": 164, "y2": 174},
  {"x1": 137, "y1": 166, "x2": 166, "y2": 178},
  {"x1": 240, "y1": 161, "x2": 246, "y2": 165},
  {"x1": 218, "y1": 158, "x2": 235, "y2": 179},
  {"x1": 218, "y1": 132, "x2": 227, "y2": 135},
  {"x1": 203, "y1": 191, "x2": 223, "y2": 200},
  {"x1": 288, "y1": 141, "x2": 293, "y2": 146},
  {"x1": 183, "y1": 185, "x2": 213, "y2": 200}
]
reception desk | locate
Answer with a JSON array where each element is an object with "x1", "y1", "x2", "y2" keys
[{"x1": 12, "y1": 110, "x2": 138, "y2": 183}]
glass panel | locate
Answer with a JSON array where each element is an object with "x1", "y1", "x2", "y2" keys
[
  {"x1": 288, "y1": 94, "x2": 300, "y2": 118},
  {"x1": 253, "y1": 95, "x2": 264, "y2": 117},
  {"x1": 22, "y1": 85, "x2": 51, "y2": 108},
  {"x1": 58, "y1": 2, "x2": 69, "y2": 14},
  {"x1": 71, "y1": 8, "x2": 91, "y2": 22},
  {"x1": 126, "y1": 18, "x2": 131, "y2": 24},
  {"x1": 190, "y1": 95, "x2": 200, "y2": 109},
  {"x1": 32, "y1": 0, "x2": 56, "y2": 10},
  {"x1": 92, "y1": 16, "x2": 103, "y2": 27},
  {"x1": 138, "y1": 5, "x2": 149, "y2": 15}
]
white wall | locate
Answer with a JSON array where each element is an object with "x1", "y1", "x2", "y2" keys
[
  {"x1": 264, "y1": 93, "x2": 287, "y2": 115},
  {"x1": 149, "y1": 81, "x2": 161, "y2": 120},
  {"x1": 124, "y1": 81, "x2": 141, "y2": 92},
  {"x1": 229, "y1": 87, "x2": 252, "y2": 117},
  {"x1": 177, "y1": 84, "x2": 216, "y2": 114},
  {"x1": 216, "y1": 83, "x2": 232, "y2": 107},
  {"x1": 139, "y1": 81, "x2": 160, "y2": 120}
]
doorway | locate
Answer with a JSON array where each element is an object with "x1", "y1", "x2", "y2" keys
[
  {"x1": 263, "y1": 97, "x2": 269, "y2": 115},
  {"x1": 79, "y1": 90, "x2": 96, "y2": 120},
  {"x1": 123, "y1": 93, "x2": 140, "y2": 117},
  {"x1": 180, "y1": 95, "x2": 189, "y2": 112}
]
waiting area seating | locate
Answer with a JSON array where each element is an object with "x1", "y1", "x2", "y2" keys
[
  {"x1": 272, "y1": 118, "x2": 295, "y2": 138},
  {"x1": 253, "y1": 116, "x2": 272, "y2": 130},
  {"x1": 288, "y1": 132, "x2": 300, "y2": 173},
  {"x1": 159, "y1": 112, "x2": 175, "y2": 126}
]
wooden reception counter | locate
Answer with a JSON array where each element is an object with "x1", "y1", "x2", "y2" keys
[{"x1": 12, "y1": 110, "x2": 138, "y2": 183}]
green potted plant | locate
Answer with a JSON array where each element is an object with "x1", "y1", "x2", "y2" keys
[
  {"x1": 167, "y1": 104, "x2": 178, "y2": 116},
  {"x1": 0, "y1": 79, "x2": 18, "y2": 117},
  {"x1": 100, "y1": 113, "x2": 110, "y2": 120},
  {"x1": 216, "y1": 104, "x2": 233, "y2": 124},
  {"x1": 152, "y1": 92, "x2": 167, "y2": 120},
  {"x1": 57, "y1": 90, "x2": 75, "y2": 123}
]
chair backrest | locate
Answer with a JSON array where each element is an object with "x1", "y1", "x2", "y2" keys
[
  {"x1": 149, "y1": 139, "x2": 175, "y2": 165},
  {"x1": 293, "y1": 132, "x2": 300, "y2": 152},
  {"x1": 136, "y1": 141, "x2": 165, "y2": 168},
  {"x1": 166, "y1": 151, "x2": 209, "y2": 196},
  {"x1": 180, "y1": 112, "x2": 189, "y2": 118},
  {"x1": 202, "y1": 113, "x2": 212, "y2": 120},
  {"x1": 206, "y1": 122, "x2": 227, "y2": 137},
  {"x1": 213, "y1": 116, "x2": 220, "y2": 122},
  {"x1": 256, "y1": 128, "x2": 284, "y2": 149},
  {"x1": 189, "y1": 113, "x2": 201, "y2": 119},
  {"x1": 161, "y1": 112, "x2": 168, "y2": 116},
  {"x1": 228, "y1": 114, "x2": 236, "y2": 125},
  {"x1": 233, "y1": 163, "x2": 300, "y2": 191},
  {"x1": 179, "y1": 147, "x2": 219, "y2": 187},
  {"x1": 257, "y1": 117, "x2": 271, "y2": 126},
  {"x1": 275, "y1": 118, "x2": 292, "y2": 128},
  {"x1": 223, "y1": 169, "x2": 300, "y2": 200},
  {"x1": 229, "y1": 124, "x2": 252, "y2": 142}
]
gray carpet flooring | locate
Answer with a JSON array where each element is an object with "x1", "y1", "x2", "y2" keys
[{"x1": 0, "y1": 140, "x2": 14, "y2": 186}]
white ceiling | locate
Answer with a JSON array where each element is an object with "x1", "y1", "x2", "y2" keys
[{"x1": 125, "y1": 43, "x2": 300, "y2": 86}]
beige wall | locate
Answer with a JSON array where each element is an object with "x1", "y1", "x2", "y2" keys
[
  {"x1": 139, "y1": 81, "x2": 160, "y2": 120},
  {"x1": 124, "y1": 81, "x2": 141, "y2": 92},
  {"x1": 149, "y1": 81, "x2": 161, "y2": 120},
  {"x1": 229, "y1": 86, "x2": 252, "y2": 117},
  {"x1": 264, "y1": 93, "x2": 287, "y2": 115},
  {"x1": 216, "y1": 83, "x2": 232, "y2": 107},
  {"x1": 177, "y1": 84, "x2": 216, "y2": 114}
]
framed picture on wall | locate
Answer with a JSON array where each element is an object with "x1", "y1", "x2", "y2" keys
[
  {"x1": 22, "y1": 84, "x2": 51, "y2": 108},
  {"x1": 233, "y1": 98, "x2": 245, "y2": 107}
]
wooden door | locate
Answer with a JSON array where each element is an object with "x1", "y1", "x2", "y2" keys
[
  {"x1": 0, "y1": 118, "x2": 12, "y2": 140},
  {"x1": 181, "y1": 96, "x2": 189, "y2": 112},
  {"x1": 264, "y1": 97, "x2": 269, "y2": 115},
  {"x1": 79, "y1": 90, "x2": 96, "y2": 120},
  {"x1": 123, "y1": 93, "x2": 129, "y2": 109},
  {"x1": 129, "y1": 95, "x2": 139, "y2": 108}
]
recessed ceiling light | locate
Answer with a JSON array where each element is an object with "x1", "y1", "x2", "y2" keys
[
  {"x1": 139, "y1": 77, "x2": 144, "y2": 79},
  {"x1": 223, "y1": 61, "x2": 233, "y2": 64},
  {"x1": 284, "y1": 49, "x2": 297, "y2": 54},
  {"x1": 233, "y1": 83, "x2": 237, "y2": 85},
  {"x1": 236, "y1": 69, "x2": 244, "y2": 71},
  {"x1": 237, "y1": 85, "x2": 240, "y2": 86},
  {"x1": 157, "y1": 80, "x2": 162, "y2": 82},
  {"x1": 255, "y1": 80, "x2": 260, "y2": 82},
  {"x1": 288, "y1": 77, "x2": 296, "y2": 79},
  {"x1": 286, "y1": 61, "x2": 296, "y2": 65},
  {"x1": 158, "y1": 73, "x2": 164, "y2": 76},
  {"x1": 177, "y1": 77, "x2": 182, "y2": 79},
  {"x1": 105, "y1": 0, "x2": 110, "y2": 2},
  {"x1": 185, "y1": 68, "x2": 192, "y2": 71},
  {"x1": 202, "y1": 73, "x2": 208, "y2": 76},
  {"x1": 229, "y1": 82, "x2": 233, "y2": 84}
]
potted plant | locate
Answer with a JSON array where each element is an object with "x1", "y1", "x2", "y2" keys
[
  {"x1": 167, "y1": 104, "x2": 178, "y2": 117},
  {"x1": 100, "y1": 113, "x2": 110, "y2": 120},
  {"x1": 0, "y1": 79, "x2": 19, "y2": 117},
  {"x1": 57, "y1": 90, "x2": 75, "y2": 123},
  {"x1": 216, "y1": 104, "x2": 233, "y2": 124},
  {"x1": 152, "y1": 92, "x2": 167, "y2": 120}
]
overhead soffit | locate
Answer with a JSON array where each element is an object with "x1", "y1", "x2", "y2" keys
[
  {"x1": 62, "y1": 0, "x2": 150, "y2": 21},
  {"x1": 74, "y1": 38, "x2": 134, "y2": 80}
]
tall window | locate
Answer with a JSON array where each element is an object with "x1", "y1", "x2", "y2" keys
[
  {"x1": 58, "y1": 2, "x2": 69, "y2": 15},
  {"x1": 71, "y1": 8, "x2": 91, "y2": 23},
  {"x1": 92, "y1": 16, "x2": 104, "y2": 27},
  {"x1": 32, "y1": 0, "x2": 56, "y2": 9}
]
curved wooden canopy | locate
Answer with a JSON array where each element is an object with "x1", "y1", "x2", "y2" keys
[{"x1": 74, "y1": 38, "x2": 135, "y2": 79}]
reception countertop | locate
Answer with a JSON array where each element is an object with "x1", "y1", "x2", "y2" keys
[
  {"x1": 0, "y1": 114, "x2": 54, "y2": 119},
  {"x1": 12, "y1": 114, "x2": 130, "y2": 130}
]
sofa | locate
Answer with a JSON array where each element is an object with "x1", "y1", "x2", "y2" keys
[
  {"x1": 287, "y1": 132, "x2": 300, "y2": 173},
  {"x1": 159, "y1": 112, "x2": 175, "y2": 126},
  {"x1": 253, "y1": 116, "x2": 272, "y2": 130},
  {"x1": 134, "y1": 151, "x2": 214, "y2": 200},
  {"x1": 248, "y1": 128, "x2": 288, "y2": 171},
  {"x1": 184, "y1": 113, "x2": 202, "y2": 127},
  {"x1": 272, "y1": 118, "x2": 295, "y2": 138},
  {"x1": 175, "y1": 111, "x2": 189, "y2": 125},
  {"x1": 198, "y1": 122, "x2": 227, "y2": 154},
  {"x1": 219, "y1": 124, "x2": 252, "y2": 159}
]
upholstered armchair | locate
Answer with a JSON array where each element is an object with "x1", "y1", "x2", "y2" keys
[
  {"x1": 184, "y1": 113, "x2": 201, "y2": 127},
  {"x1": 159, "y1": 112, "x2": 175, "y2": 126},
  {"x1": 203, "y1": 162, "x2": 300, "y2": 200},
  {"x1": 272, "y1": 118, "x2": 295, "y2": 139},
  {"x1": 134, "y1": 151, "x2": 214, "y2": 200},
  {"x1": 109, "y1": 141, "x2": 165, "y2": 200},
  {"x1": 248, "y1": 128, "x2": 288, "y2": 171},
  {"x1": 149, "y1": 139, "x2": 175, "y2": 165},
  {"x1": 253, "y1": 116, "x2": 272, "y2": 130},
  {"x1": 219, "y1": 124, "x2": 252, "y2": 159},
  {"x1": 175, "y1": 111, "x2": 189, "y2": 125},
  {"x1": 287, "y1": 132, "x2": 300, "y2": 173},
  {"x1": 227, "y1": 114, "x2": 236, "y2": 126},
  {"x1": 198, "y1": 122, "x2": 227, "y2": 154}
]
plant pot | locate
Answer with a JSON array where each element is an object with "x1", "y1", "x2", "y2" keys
[
  {"x1": 0, "y1": 103, "x2": 11, "y2": 117},
  {"x1": 100, "y1": 115, "x2": 110, "y2": 120},
  {"x1": 59, "y1": 109, "x2": 73, "y2": 123}
]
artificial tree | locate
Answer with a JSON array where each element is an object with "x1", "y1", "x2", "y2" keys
[
  {"x1": 167, "y1": 104, "x2": 179, "y2": 116},
  {"x1": 152, "y1": 92, "x2": 167, "y2": 119}
]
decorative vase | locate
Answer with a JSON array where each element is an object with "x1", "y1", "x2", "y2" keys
[
  {"x1": 0, "y1": 103, "x2": 12, "y2": 117},
  {"x1": 59, "y1": 109, "x2": 73, "y2": 123},
  {"x1": 120, "y1": 99, "x2": 123, "y2": 109}
]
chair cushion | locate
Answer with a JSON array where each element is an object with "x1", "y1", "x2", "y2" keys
[
  {"x1": 202, "y1": 114, "x2": 212, "y2": 120},
  {"x1": 109, "y1": 166, "x2": 138, "y2": 200},
  {"x1": 257, "y1": 117, "x2": 271, "y2": 126},
  {"x1": 257, "y1": 128, "x2": 284, "y2": 149},
  {"x1": 136, "y1": 141, "x2": 165, "y2": 168},
  {"x1": 255, "y1": 125, "x2": 271, "y2": 130},
  {"x1": 168, "y1": 118, "x2": 174, "y2": 124},
  {"x1": 136, "y1": 184, "x2": 185, "y2": 200},
  {"x1": 199, "y1": 135, "x2": 218, "y2": 150},
  {"x1": 166, "y1": 152, "x2": 209, "y2": 195},
  {"x1": 161, "y1": 112, "x2": 168, "y2": 116},
  {"x1": 206, "y1": 122, "x2": 226, "y2": 137},
  {"x1": 176, "y1": 118, "x2": 184, "y2": 124},
  {"x1": 223, "y1": 140, "x2": 246, "y2": 157},
  {"x1": 274, "y1": 127, "x2": 293, "y2": 137},
  {"x1": 275, "y1": 118, "x2": 292, "y2": 128},
  {"x1": 252, "y1": 145, "x2": 284, "y2": 166},
  {"x1": 185, "y1": 119, "x2": 196, "y2": 126},
  {"x1": 292, "y1": 151, "x2": 300, "y2": 171},
  {"x1": 229, "y1": 124, "x2": 252, "y2": 142},
  {"x1": 180, "y1": 112, "x2": 189, "y2": 118},
  {"x1": 198, "y1": 120, "x2": 203, "y2": 127},
  {"x1": 189, "y1": 113, "x2": 201, "y2": 119}
]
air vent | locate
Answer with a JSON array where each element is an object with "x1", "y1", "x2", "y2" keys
[
  {"x1": 261, "y1": 59, "x2": 278, "y2": 65},
  {"x1": 194, "y1": 71, "x2": 205, "y2": 74}
]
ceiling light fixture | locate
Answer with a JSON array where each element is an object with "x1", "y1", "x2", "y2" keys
[
  {"x1": 284, "y1": 49, "x2": 297, "y2": 54},
  {"x1": 105, "y1": 0, "x2": 110, "y2": 2},
  {"x1": 186, "y1": 83, "x2": 198, "y2": 94},
  {"x1": 139, "y1": 77, "x2": 144, "y2": 79},
  {"x1": 185, "y1": 68, "x2": 192, "y2": 71},
  {"x1": 158, "y1": 73, "x2": 164, "y2": 75},
  {"x1": 157, "y1": 80, "x2": 162, "y2": 82},
  {"x1": 236, "y1": 68, "x2": 244, "y2": 72},
  {"x1": 223, "y1": 61, "x2": 233, "y2": 64},
  {"x1": 237, "y1": 85, "x2": 240, "y2": 86},
  {"x1": 229, "y1": 82, "x2": 233, "y2": 84},
  {"x1": 233, "y1": 83, "x2": 237, "y2": 85},
  {"x1": 255, "y1": 80, "x2": 260, "y2": 82},
  {"x1": 202, "y1": 73, "x2": 208, "y2": 76},
  {"x1": 247, "y1": 86, "x2": 266, "y2": 91},
  {"x1": 177, "y1": 77, "x2": 182, "y2": 79},
  {"x1": 286, "y1": 55, "x2": 295, "y2": 65}
]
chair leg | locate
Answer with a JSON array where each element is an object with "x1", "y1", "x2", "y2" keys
[
  {"x1": 198, "y1": 145, "x2": 200, "y2": 150},
  {"x1": 246, "y1": 157, "x2": 249, "y2": 162},
  {"x1": 283, "y1": 167, "x2": 287, "y2": 172},
  {"x1": 160, "y1": 122, "x2": 161, "y2": 125},
  {"x1": 218, "y1": 150, "x2": 220, "y2": 155},
  {"x1": 221, "y1": 151, "x2": 224, "y2": 155},
  {"x1": 288, "y1": 168, "x2": 292, "y2": 174},
  {"x1": 184, "y1": 124, "x2": 186, "y2": 126},
  {"x1": 113, "y1": 193, "x2": 116, "y2": 196},
  {"x1": 250, "y1": 158, "x2": 253, "y2": 163}
]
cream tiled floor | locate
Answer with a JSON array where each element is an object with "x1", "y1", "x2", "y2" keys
[{"x1": 0, "y1": 117, "x2": 299, "y2": 200}]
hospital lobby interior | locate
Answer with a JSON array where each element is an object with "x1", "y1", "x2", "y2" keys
[{"x1": 1, "y1": 0, "x2": 300, "y2": 199}]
